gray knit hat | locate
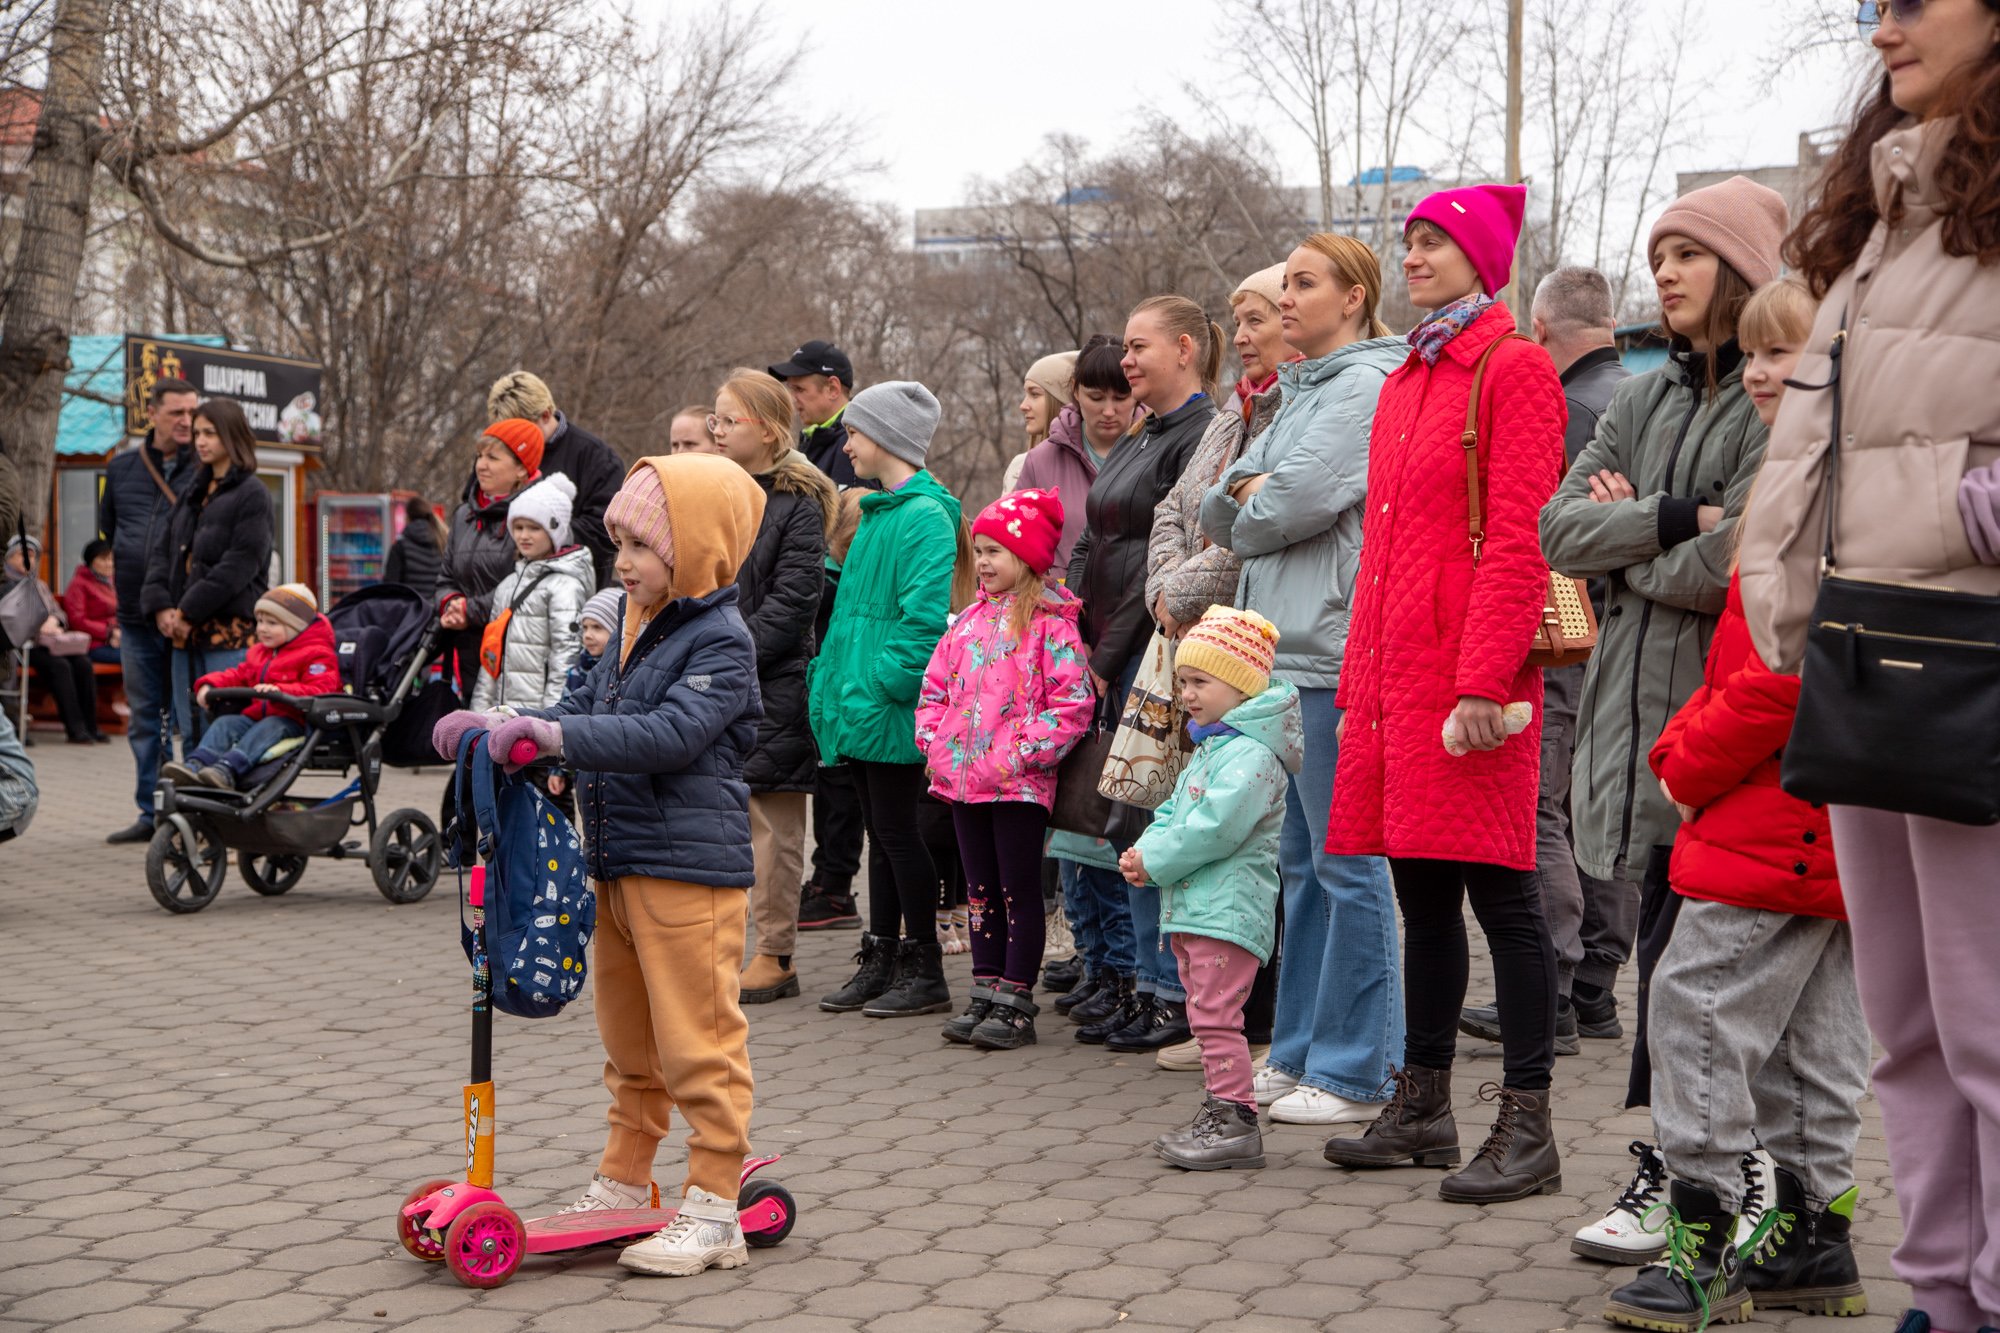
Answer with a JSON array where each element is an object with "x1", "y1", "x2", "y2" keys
[
  {"x1": 844, "y1": 380, "x2": 941, "y2": 469},
  {"x1": 579, "y1": 587, "x2": 623, "y2": 632}
]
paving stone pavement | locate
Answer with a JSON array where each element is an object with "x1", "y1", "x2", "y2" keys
[{"x1": 2, "y1": 739, "x2": 1911, "y2": 1332}]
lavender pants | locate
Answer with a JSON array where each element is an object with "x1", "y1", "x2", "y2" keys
[
  {"x1": 1832, "y1": 805, "x2": 2000, "y2": 1332},
  {"x1": 1173, "y1": 934, "x2": 1261, "y2": 1110}
]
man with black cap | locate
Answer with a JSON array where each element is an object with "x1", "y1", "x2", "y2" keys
[{"x1": 768, "y1": 338, "x2": 866, "y2": 930}]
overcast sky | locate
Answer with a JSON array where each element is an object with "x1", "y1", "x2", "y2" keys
[{"x1": 633, "y1": 0, "x2": 1865, "y2": 232}]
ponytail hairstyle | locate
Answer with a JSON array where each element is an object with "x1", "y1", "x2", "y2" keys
[
  {"x1": 1297, "y1": 233, "x2": 1392, "y2": 338},
  {"x1": 1130, "y1": 295, "x2": 1226, "y2": 400}
]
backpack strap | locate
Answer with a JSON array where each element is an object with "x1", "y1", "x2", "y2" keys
[
  {"x1": 1461, "y1": 332, "x2": 1532, "y2": 565},
  {"x1": 469, "y1": 732, "x2": 502, "y2": 864}
]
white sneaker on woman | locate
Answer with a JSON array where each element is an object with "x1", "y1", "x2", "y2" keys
[
  {"x1": 1251, "y1": 1062, "x2": 1300, "y2": 1104},
  {"x1": 1268, "y1": 1085, "x2": 1387, "y2": 1126},
  {"x1": 618, "y1": 1186, "x2": 746, "y2": 1276},
  {"x1": 1570, "y1": 1140, "x2": 1669, "y2": 1263}
]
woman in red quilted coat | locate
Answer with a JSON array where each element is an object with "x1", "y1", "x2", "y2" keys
[{"x1": 1322, "y1": 183, "x2": 1569, "y2": 1206}]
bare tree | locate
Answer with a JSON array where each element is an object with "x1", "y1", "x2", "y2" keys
[{"x1": 1218, "y1": 0, "x2": 1345, "y2": 229}]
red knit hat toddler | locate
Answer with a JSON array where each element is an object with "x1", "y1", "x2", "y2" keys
[
  {"x1": 483, "y1": 418, "x2": 545, "y2": 477},
  {"x1": 972, "y1": 487, "x2": 1065, "y2": 575}
]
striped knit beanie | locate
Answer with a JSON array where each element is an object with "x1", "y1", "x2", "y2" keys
[
  {"x1": 1175, "y1": 606, "x2": 1279, "y2": 698},
  {"x1": 579, "y1": 587, "x2": 623, "y2": 632},
  {"x1": 604, "y1": 463, "x2": 673, "y2": 569},
  {"x1": 255, "y1": 582, "x2": 319, "y2": 635}
]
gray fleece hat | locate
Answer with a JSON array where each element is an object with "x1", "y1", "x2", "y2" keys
[{"x1": 843, "y1": 380, "x2": 941, "y2": 468}]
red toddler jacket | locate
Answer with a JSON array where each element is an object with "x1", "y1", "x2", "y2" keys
[
  {"x1": 194, "y1": 615, "x2": 343, "y2": 724},
  {"x1": 1648, "y1": 574, "x2": 1843, "y2": 919}
]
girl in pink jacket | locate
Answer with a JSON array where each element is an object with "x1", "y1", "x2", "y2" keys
[{"x1": 916, "y1": 487, "x2": 1095, "y2": 1050}]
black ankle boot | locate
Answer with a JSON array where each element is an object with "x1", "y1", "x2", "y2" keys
[
  {"x1": 1571, "y1": 980, "x2": 1622, "y2": 1038},
  {"x1": 1604, "y1": 1180, "x2": 1751, "y2": 1331},
  {"x1": 1068, "y1": 971, "x2": 1126, "y2": 1024},
  {"x1": 1054, "y1": 971, "x2": 1104, "y2": 1015},
  {"x1": 1040, "y1": 955, "x2": 1083, "y2": 994},
  {"x1": 1075, "y1": 975, "x2": 1140, "y2": 1044},
  {"x1": 1105, "y1": 995, "x2": 1190, "y2": 1053},
  {"x1": 942, "y1": 981, "x2": 996, "y2": 1044},
  {"x1": 863, "y1": 939, "x2": 953, "y2": 1017},
  {"x1": 818, "y1": 932, "x2": 895, "y2": 1013},
  {"x1": 1741, "y1": 1168, "x2": 1867, "y2": 1317},
  {"x1": 969, "y1": 982, "x2": 1038, "y2": 1050}
]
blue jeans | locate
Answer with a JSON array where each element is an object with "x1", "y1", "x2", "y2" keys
[
  {"x1": 171, "y1": 645, "x2": 248, "y2": 751},
  {"x1": 1061, "y1": 860, "x2": 1136, "y2": 979},
  {"x1": 1267, "y1": 686, "x2": 1403, "y2": 1101},
  {"x1": 189, "y1": 712, "x2": 304, "y2": 776},
  {"x1": 119, "y1": 619, "x2": 173, "y2": 819},
  {"x1": 1099, "y1": 652, "x2": 1185, "y2": 1002}
]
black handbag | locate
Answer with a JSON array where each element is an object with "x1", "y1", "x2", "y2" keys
[
  {"x1": 1779, "y1": 315, "x2": 2000, "y2": 825},
  {"x1": 1049, "y1": 725, "x2": 1116, "y2": 837}
]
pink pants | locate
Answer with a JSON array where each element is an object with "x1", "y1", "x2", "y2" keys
[
  {"x1": 1832, "y1": 805, "x2": 2000, "y2": 1332},
  {"x1": 1172, "y1": 934, "x2": 1261, "y2": 1110}
]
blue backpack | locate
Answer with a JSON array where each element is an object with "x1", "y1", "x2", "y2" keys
[{"x1": 450, "y1": 732, "x2": 595, "y2": 1019}]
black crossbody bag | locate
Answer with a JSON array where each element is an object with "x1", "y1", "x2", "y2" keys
[{"x1": 1779, "y1": 314, "x2": 2000, "y2": 825}]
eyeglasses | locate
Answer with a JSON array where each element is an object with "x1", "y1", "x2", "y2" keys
[
  {"x1": 704, "y1": 413, "x2": 738, "y2": 437},
  {"x1": 1857, "y1": 0, "x2": 1925, "y2": 35}
]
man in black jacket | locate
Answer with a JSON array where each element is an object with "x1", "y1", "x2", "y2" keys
[
  {"x1": 486, "y1": 371, "x2": 624, "y2": 588},
  {"x1": 100, "y1": 377, "x2": 201, "y2": 843},
  {"x1": 769, "y1": 341, "x2": 860, "y2": 490},
  {"x1": 1463, "y1": 267, "x2": 1635, "y2": 1051}
]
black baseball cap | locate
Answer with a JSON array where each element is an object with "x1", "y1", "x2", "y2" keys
[{"x1": 767, "y1": 340, "x2": 853, "y2": 388}]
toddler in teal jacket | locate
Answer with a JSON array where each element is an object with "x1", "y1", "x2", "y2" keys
[{"x1": 1120, "y1": 606, "x2": 1300, "y2": 1172}]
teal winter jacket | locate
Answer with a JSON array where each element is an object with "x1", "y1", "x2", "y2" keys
[{"x1": 1137, "y1": 679, "x2": 1303, "y2": 963}]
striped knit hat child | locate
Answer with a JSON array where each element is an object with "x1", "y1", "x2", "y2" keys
[{"x1": 1173, "y1": 607, "x2": 1279, "y2": 701}]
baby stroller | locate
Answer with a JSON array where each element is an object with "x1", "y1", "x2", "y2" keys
[{"x1": 146, "y1": 584, "x2": 447, "y2": 914}]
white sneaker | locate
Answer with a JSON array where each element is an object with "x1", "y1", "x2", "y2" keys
[
  {"x1": 1044, "y1": 907, "x2": 1077, "y2": 963},
  {"x1": 618, "y1": 1186, "x2": 747, "y2": 1276},
  {"x1": 1251, "y1": 1063, "x2": 1300, "y2": 1103},
  {"x1": 1268, "y1": 1085, "x2": 1387, "y2": 1126},
  {"x1": 1570, "y1": 1140, "x2": 1669, "y2": 1263},
  {"x1": 1156, "y1": 1037, "x2": 1203, "y2": 1072},
  {"x1": 557, "y1": 1173, "x2": 653, "y2": 1214},
  {"x1": 1733, "y1": 1146, "x2": 1777, "y2": 1249}
]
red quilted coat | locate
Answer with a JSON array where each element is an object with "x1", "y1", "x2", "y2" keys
[
  {"x1": 193, "y1": 615, "x2": 343, "y2": 724},
  {"x1": 1648, "y1": 575, "x2": 1843, "y2": 919},
  {"x1": 1328, "y1": 306, "x2": 1566, "y2": 870}
]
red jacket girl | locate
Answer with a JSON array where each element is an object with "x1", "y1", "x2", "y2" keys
[
  {"x1": 1648, "y1": 574, "x2": 1842, "y2": 919},
  {"x1": 1328, "y1": 305, "x2": 1566, "y2": 870},
  {"x1": 194, "y1": 615, "x2": 343, "y2": 724}
]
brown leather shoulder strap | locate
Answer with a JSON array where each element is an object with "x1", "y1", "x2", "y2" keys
[
  {"x1": 138, "y1": 443, "x2": 178, "y2": 505},
  {"x1": 1462, "y1": 332, "x2": 1531, "y2": 563}
]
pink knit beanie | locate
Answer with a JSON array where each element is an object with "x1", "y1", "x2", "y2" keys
[
  {"x1": 1647, "y1": 175, "x2": 1790, "y2": 289},
  {"x1": 604, "y1": 463, "x2": 673, "y2": 569},
  {"x1": 1405, "y1": 184, "x2": 1528, "y2": 297}
]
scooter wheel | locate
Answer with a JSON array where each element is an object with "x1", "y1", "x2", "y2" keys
[
  {"x1": 396, "y1": 1179, "x2": 456, "y2": 1262},
  {"x1": 444, "y1": 1200, "x2": 525, "y2": 1288},
  {"x1": 738, "y1": 1179, "x2": 796, "y2": 1249}
]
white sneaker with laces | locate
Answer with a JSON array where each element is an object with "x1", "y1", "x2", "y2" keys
[
  {"x1": 1251, "y1": 1063, "x2": 1300, "y2": 1103},
  {"x1": 1571, "y1": 1140, "x2": 1669, "y2": 1263},
  {"x1": 1268, "y1": 1084, "x2": 1387, "y2": 1126},
  {"x1": 618, "y1": 1186, "x2": 747, "y2": 1276},
  {"x1": 1732, "y1": 1146, "x2": 1777, "y2": 1249},
  {"x1": 556, "y1": 1173, "x2": 652, "y2": 1215}
]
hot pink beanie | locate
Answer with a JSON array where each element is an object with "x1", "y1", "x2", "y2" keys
[
  {"x1": 1405, "y1": 183, "x2": 1528, "y2": 298},
  {"x1": 1647, "y1": 175, "x2": 1790, "y2": 289},
  {"x1": 973, "y1": 487, "x2": 1065, "y2": 575}
]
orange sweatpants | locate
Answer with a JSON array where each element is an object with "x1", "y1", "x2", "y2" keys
[{"x1": 593, "y1": 876, "x2": 754, "y2": 1200}]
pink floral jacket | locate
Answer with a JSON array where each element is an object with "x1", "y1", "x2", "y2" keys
[{"x1": 915, "y1": 582, "x2": 1096, "y2": 808}]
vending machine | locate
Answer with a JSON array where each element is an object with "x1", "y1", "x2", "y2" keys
[{"x1": 315, "y1": 492, "x2": 413, "y2": 605}]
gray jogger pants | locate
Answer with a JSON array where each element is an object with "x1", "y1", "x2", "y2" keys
[{"x1": 1647, "y1": 896, "x2": 1869, "y2": 1212}]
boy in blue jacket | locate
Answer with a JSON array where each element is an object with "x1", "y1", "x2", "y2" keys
[{"x1": 437, "y1": 453, "x2": 767, "y2": 1278}]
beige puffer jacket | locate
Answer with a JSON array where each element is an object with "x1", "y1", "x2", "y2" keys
[{"x1": 1741, "y1": 117, "x2": 2000, "y2": 672}]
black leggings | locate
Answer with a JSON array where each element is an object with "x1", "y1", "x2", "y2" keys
[
  {"x1": 1391, "y1": 857, "x2": 1558, "y2": 1092},
  {"x1": 30, "y1": 646, "x2": 98, "y2": 739},
  {"x1": 850, "y1": 760, "x2": 939, "y2": 941},
  {"x1": 950, "y1": 801, "x2": 1049, "y2": 987},
  {"x1": 1626, "y1": 845, "x2": 1682, "y2": 1110}
]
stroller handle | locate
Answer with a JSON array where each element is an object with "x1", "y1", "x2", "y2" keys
[{"x1": 203, "y1": 686, "x2": 306, "y2": 711}]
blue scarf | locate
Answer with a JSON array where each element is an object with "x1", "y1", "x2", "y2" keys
[
  {"x1": 1410, "y1": 294, "x2": 1496, "y2": 366},
  {"x1": 1188, "y1": 720, "x2": 1241, "y2": 744}
]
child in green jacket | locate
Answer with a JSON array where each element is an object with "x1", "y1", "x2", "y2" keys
[
  {"x1": 807, "y1": 381, "x2": 964, "y2": 1020},
  {"x1": 1120, "y1": 607, "x2": 1301, "y2": 1172}
]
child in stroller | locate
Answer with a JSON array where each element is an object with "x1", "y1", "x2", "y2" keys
[{"x1": 163, "y1": 584, "x2": 341, "y2": 790}]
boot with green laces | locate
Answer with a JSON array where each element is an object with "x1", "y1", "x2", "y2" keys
[
  {"x1": 1738, "y1": 1168, "x2": 1868, "y2": 1318},
  {"x1": 1603, "y1": 1180, "x2": 1752, "y2": 1331}
]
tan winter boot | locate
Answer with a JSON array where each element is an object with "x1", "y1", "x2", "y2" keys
[{"x1": 739, "y1": 954, "x2": 799, "y2": 1005}]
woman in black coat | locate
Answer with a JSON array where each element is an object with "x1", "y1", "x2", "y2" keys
[
  {"x1": 383, "y1": 495, "x2": 445, "y2": 600},
  {"x1": 141, "y1": 397, "x2": 274, "y2": 749},
  {"x1": 708, "y1": 370, "x2": 838, "y2": 1003}
]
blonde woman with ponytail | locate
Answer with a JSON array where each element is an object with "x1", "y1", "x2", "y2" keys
[
  {"x1": 1197, "y1": 232, "x2": 1408, "y2": 1129},
  {"x1": 1061, "y1": 294, "x2": 1223, "y2": 1055}
]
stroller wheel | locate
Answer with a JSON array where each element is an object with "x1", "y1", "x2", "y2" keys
[
  {"x1": 239, "y1": 852, "x2": 309, "y2": 896},
  {"x1": 372, "y1": 808, "x2": 442, "y2": 904},
  {"x1": 146, "y1": 822, "x2": 227, "y2": 914}
]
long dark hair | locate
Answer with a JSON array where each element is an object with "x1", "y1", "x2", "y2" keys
[
  {"x1": 1787, "y1": 1, "x2": 2000, "y2": 296},
  {"x1": 193, "y1": 397, "x2": 261, "y2": 475}
]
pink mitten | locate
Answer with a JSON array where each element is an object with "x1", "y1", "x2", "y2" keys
[
  {"x1": 432, "y1": 709, "x2": 490, "y2": 761},
  {"x1": 1959, "y1": 460, "x2": 2000, "y2": 566},
  {"x1": 488, "y1": 715, "x2": 563, "y2": 773}
]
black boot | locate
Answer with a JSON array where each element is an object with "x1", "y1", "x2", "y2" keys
[
  {"x1": 1068, "y1": 971, "x2": 1128, "y2": 1025},
  {"x1": 1325, "y1": 1066, "x2": 1459, "y2": 1170},
  {"x1": 818, "y1": 932, "x2": 895, "y2": 1013},
  {"x1": 1075, "y1": 975, "x2": 1141, "y2": 1044},
  {"x1": 942, "y1": 981, "x2": 996, "y2": 1044},
  {"x1": 1438, "y1": 1084, "x2": 1562, "y2": 1203},
  {"x1": 863, "y1": 939, "x2": 953, "y2": 1017},
  {"x1": 1105, "y1": 995, "x2": 1191, "y2": 1054},
  {"x1": 968, "y1": 982, "x2": 1038, "y2": 1050},
  {"x1": 1741, "y1": 1168, "x2": 1868, "y2": 1318},
  {"x1": 1571, "y1": 980, "x2": 1622, "y2": 1038},
  {"x1": 1040, "y1": 955, "x2": 1083, "y2": 994},
  {"x1": 1604, "y1": 1181, "x2": 1752, "y2": 1331},
  {"x1": 1054, "y1": 971, "x2": 1104, "y2": 1016}
]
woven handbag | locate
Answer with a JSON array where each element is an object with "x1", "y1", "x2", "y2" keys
[{"x1": 1462, "y1": 333, "x2": 1599, "y2": 669}]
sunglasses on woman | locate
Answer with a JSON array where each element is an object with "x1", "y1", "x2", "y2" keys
[{"x1": 1857, "y1": 0, "x2": 1926, "y2": 34}]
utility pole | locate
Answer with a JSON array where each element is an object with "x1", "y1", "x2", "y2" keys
[{"x1": 1501, "y1": 0, "x2": 1525, "y2": 318}]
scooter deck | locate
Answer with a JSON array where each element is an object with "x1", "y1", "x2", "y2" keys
[{"x1": 522, "y1": 1197, "x2": 790, "y2": 1255}]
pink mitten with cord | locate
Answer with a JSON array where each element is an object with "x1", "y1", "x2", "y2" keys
[
  {"x1": 1960, "y1": 460, "x2": 2000, "y2": 565},
  {"x1": 488, "y1": 715, "x2": 562, "y2": 773},
  {"x1": 432, "y1": 710, "x2": 489, "y2": 761}
]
